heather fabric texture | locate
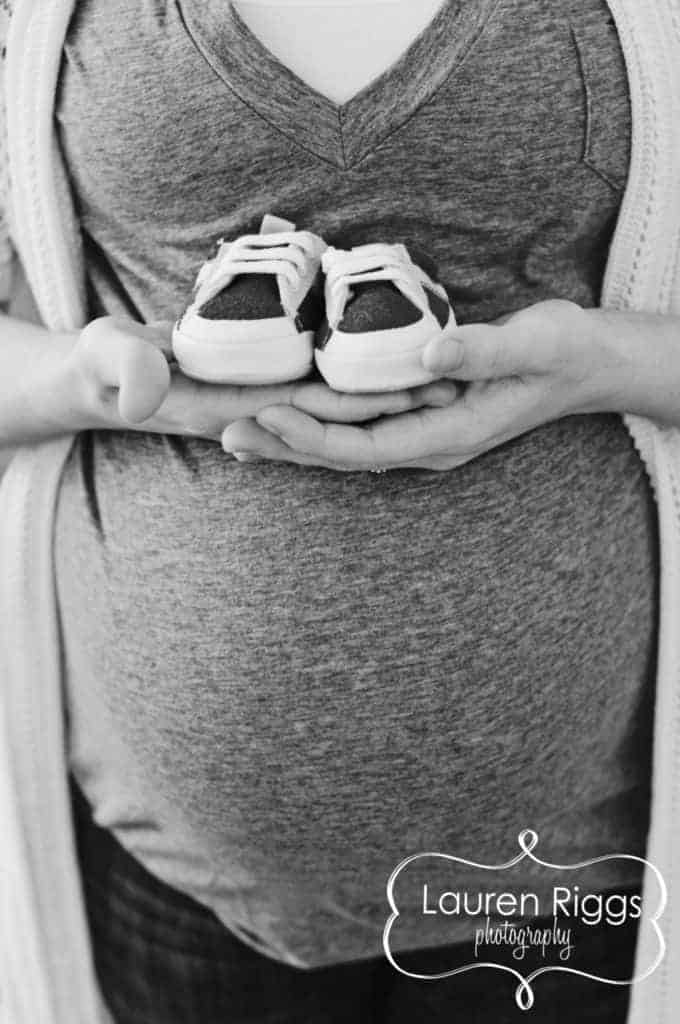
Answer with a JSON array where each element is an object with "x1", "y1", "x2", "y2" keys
[{"x1": 53, "y1": 0, "x2": 658, "y2": 967}]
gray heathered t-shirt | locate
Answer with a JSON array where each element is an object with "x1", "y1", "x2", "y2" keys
[{"x1": 54, "y1": 0, "x2": 658, "y2": 967}]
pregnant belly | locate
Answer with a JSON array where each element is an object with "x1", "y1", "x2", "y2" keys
[{"x1": 55, "y1": 413, "x2": 657, "y2": 889}]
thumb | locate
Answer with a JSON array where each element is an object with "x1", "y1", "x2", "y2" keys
[
  {"x1": 80, "y1": 318, "x2": 172, "y2": 423},
  {"x1": 422, "y1": 322, "x2": 533, "y2": 381},
  {"x1": 117, "y1": 335, "x2": 172, "y2": 423}
]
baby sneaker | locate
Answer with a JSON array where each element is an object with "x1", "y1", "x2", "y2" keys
[
  {"x1": 315, "y1": 242, "x2": 455, "y2": 392},
  {"x1": 172, "y1": 215, "x2": 327, "y2": 384}
]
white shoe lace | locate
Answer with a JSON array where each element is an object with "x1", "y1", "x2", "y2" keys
[
  {"x1": 194, "y1": 230, "x2": 321, "y2": 302},
  {"x1": 322, "y1": 243, "x2": 432, "y2": 327}
]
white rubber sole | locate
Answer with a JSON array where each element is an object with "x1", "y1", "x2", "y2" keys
[
  {"x1": 314, "y1": 316, "x2": 453, "y2": 393},
  {"x1": 172, "y1": 324, "x2": 314, "y2": 385}
]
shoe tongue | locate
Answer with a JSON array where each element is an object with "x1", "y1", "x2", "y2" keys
[
  {"x1": 260, "y1": 214, "x2": 296, "y2": 234},
  {"x1": 348, "y1": 242, "x2": 409, "y2": 268}
]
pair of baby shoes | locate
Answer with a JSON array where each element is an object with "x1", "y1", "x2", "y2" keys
[{"x1": 172, "y1": 214, "x2": 455, "y2": 393}]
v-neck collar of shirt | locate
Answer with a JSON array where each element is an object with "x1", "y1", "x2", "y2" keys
[{"x1": 178, "y1": 0, "x2": 501, "y2": 169}]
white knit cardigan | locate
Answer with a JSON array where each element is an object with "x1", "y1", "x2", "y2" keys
[{"x1": 0, "y1": 1, "x2": 679, "y2": 1021}]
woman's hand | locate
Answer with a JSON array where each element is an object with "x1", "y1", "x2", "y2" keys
[
  {"x1": 70, "y1": 317, "x2": 460, "y2": 441},
  {"x1": 221, "y1": 299, "x2": 680, "y2": 471}
]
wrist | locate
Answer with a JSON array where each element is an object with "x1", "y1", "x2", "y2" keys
[{"x1": 574, "y1": 308, "x2": 680, "y2": 423}]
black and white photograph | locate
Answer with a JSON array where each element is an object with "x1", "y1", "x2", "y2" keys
[{"x1": 1, "y1": 0, "x2": 679, "y2": 1021}]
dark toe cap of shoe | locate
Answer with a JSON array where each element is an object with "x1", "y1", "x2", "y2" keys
[{"x1": 198, "y1": 275, "x2": 284, "y2": 321}]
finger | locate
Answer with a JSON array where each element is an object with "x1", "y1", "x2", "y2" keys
[
  {"x1": 419, "y1": 323, "x2": 520, "y2": 380},
  {"x1": 421, "y1": 299, "x2": 569, "y2": 382},
  {"x1": 256, "y1": 406, "x2": 359, "y2": 461},
  {"x1": 167, "y1": 375, "x2": 296, "y2": 426},
  {"x1": 422, "y1": 300, "x2": 586, "y2": 380},
  {"x1": 222, "y1": 418, "x2": 281, "y2": 453},
  {"x1": 222, "y1": 419, "x2": 349, "y2": 470},
  {"x1": 289, "y1": 379, "x2": 459, "y2": 423},
  {"x1": 409, "y1": 380, "x2": 462, "y2": 407},
  {"x1": 80, "y1": 319, "x2": 172, "y2": 423},
  {"x1": 255, "y1": 404, "x2": 456, "y2": 466},
  {"x1": 223, "y1": 416, "x2": 476, "y2": 472},
  {"x1": 119, "y1": 350, "x2": 172, "y2": 424}
]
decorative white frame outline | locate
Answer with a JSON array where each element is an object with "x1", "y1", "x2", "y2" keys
[{"x1": 383, "y1": 829, "x2": 667, "y2": 1011}]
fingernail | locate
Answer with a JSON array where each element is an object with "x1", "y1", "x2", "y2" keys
[
  {"x1": 256, "y1": 412, "x2": 283, "y2": 437},
  {"x1": 423, "y1": 339, "x2": 463, "y2": 372},
  {"x1": 429, "y1": 381, "x2": 459, "y2": 404}
]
